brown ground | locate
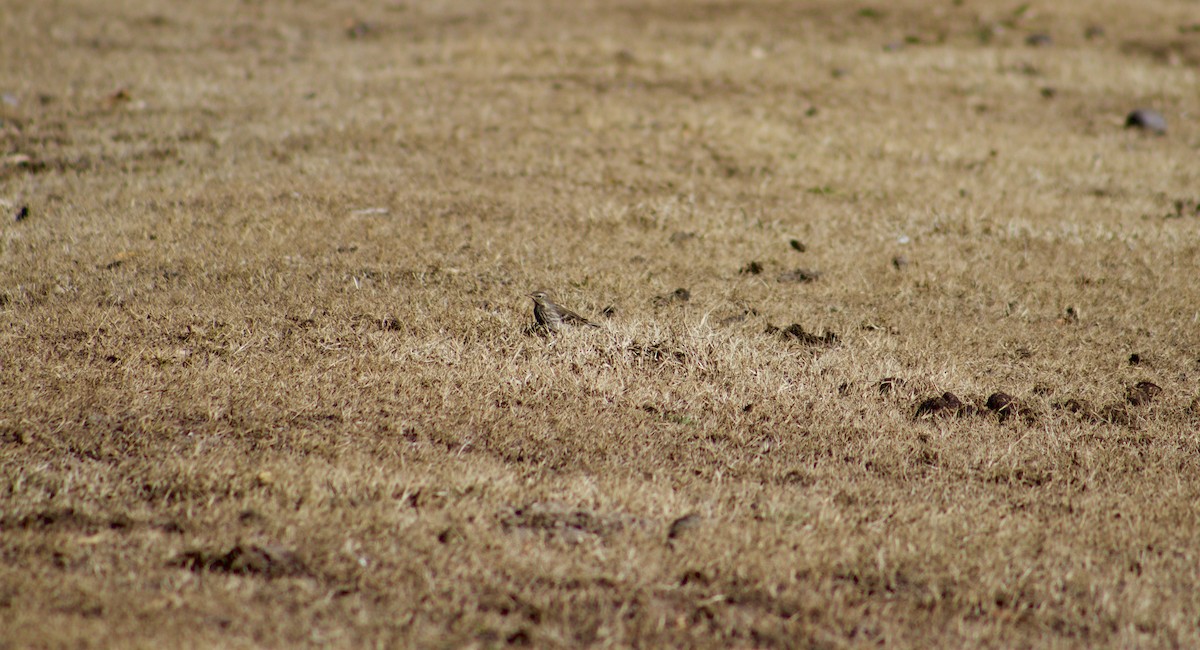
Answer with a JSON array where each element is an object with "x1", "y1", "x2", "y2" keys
[{"x1": 2, "y1": 0, "x2": 1200, "y2": 647}]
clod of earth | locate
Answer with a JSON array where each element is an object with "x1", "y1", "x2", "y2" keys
[
  {"x1": 652, "y1": 288, "x2": 690, "y2": 306},
  {"x1": 915, "y1": 392, "x2": 977, "y2": 419},
  {"x1": 766, "y1": 323, "x2": 839, "y2": 347},
  {"x1": 628, "y1": 340, "x2": 688, "y2": 363},
  {"x1": 102, "y1": 88, "x2": 132, "y2": 110},
  {"x1": 345, "y1": 20, "x2": 372, "y2": 39},
  {"x1": 1167, "y1": 198, "x2": 1199, "y2": 219},
  {"x1": 1125, "y1": 381, "x2": 1162, "y2": 406},
  {"x1": 739, "y1": 261, "x2": 764, "y2": 275},
  {"x1": 718, "y1": 308, "x2": 758, "y2": 326},
  {"x1": 986, "y1": 392, "x2": 1020, "y2": 422},
  {"x1": 173, "y1": 543, "x2": 306, "y2": 579},
  {"x1": 878, "y1": 377, "x2": 905, "y2": 395},
  {"x1": 777, "y1": 268, "x2": 822, "y2": 283},
  {"x1": 6, "y1": 507, "x2": 133, "y2": 533},
  {"x1": 1053, "y1": 398, "x2": 1094, "y2": 418},
  {"x1": 0, "y1": 427, "x2": 30, "y2": 444},
  {"x1": 500, "y1": 503, "x2": 643, "y2": 543},
  {"x1": 678, "y1": 569, "x2": 711, "y2": 586},
  {"x1": 667, "y1": 513, "x2": 702, "y2": 540}
]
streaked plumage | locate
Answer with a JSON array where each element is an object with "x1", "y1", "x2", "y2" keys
[{"x1": 528, "y1": 291, "x2": 599, "y2": 332}]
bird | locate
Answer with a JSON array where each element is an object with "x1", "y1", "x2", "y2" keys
[{"x1": 528, "y1": 291, "x2": 599, "y2": 332}]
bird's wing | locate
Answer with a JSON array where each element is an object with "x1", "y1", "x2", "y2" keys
[{"x1": 561, "y1": 308, "x2": 599, "y2": 327}]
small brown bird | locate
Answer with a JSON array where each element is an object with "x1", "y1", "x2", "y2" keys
[{"x1": 528, "y1": 291, "x2": 599, "y2": 332}]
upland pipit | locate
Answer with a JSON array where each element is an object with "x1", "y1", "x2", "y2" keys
[{"x1": 528, "y1": 291, "x2": 599, "y2": 332}]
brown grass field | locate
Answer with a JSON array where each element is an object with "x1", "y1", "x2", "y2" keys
[{"x1": 2, "y1": 0, "x2": 1200, "y2": 647}]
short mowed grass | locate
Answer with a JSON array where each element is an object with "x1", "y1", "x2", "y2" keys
[{"x1": 2, "y1": 0, "x2": 1200, "y2": 647}]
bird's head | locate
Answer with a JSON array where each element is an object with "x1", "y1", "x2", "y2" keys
[{"x1": 528, "y1": 291, "x2": 551, "y2": 304}]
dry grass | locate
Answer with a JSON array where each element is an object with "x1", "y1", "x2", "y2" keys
[{"x1": 2, "y1": 0, "x2": 1200, "y2": 647}]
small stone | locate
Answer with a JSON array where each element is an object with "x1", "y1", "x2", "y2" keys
[
  {"x1": 1025, "y1": 33, "x2": 1053, "y2": 47},
  {"x1": 789, "y1": 239, "x2": 807, "y2": 253},
  {"x1": 1125, "y1": 109, "x2": 1167, "y2": 134}
]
